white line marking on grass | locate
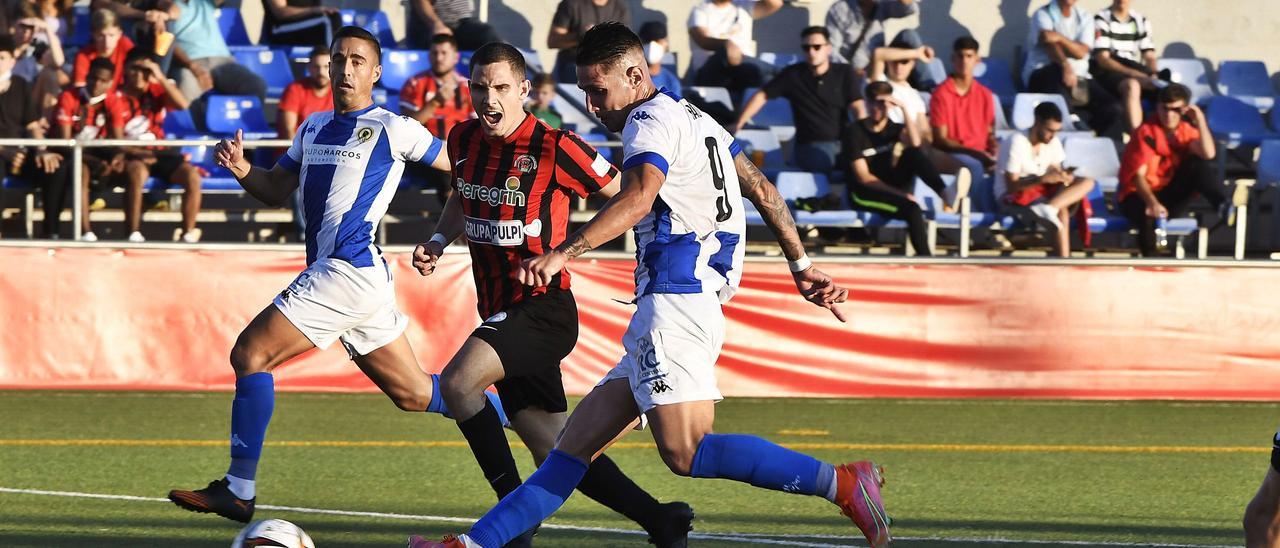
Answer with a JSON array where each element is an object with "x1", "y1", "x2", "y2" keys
[{"x1": 0, "y1": 487, "x2": 1233, "y2": 547}]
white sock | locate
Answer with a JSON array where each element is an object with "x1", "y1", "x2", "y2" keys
[
  {"x1": 225, "y1": 474, "x2": 255, "y2": 500},
  {"x1": 822, "y1": 466, "x2": 839, "y2": 502}
]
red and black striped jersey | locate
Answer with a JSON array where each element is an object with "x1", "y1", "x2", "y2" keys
[{"x1": 449, "y1": 113, "x2": 618, "y2": 319}]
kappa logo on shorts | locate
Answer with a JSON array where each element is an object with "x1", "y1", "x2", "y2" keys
[{"x1": 649, "y1": 379, "x2": 672, "y2": 394}]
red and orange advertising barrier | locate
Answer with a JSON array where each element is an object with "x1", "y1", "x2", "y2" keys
[{"x1": 2, "y1": 246, "x2": 1278, "y2": 400}]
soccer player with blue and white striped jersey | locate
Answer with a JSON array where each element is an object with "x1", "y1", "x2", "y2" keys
[
  {"x1": 411, "y1": 22, "x2": 893, "y2": 548},
  {"x1": 167, "y1": 26, "x2": 509, "y2": 524}
]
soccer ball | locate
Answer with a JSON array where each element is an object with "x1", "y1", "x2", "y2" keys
[{"x1": 232, "y1": 519, "x2": 316, "y2": 548}]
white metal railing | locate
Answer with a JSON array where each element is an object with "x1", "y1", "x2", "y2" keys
[{"x1": 1, "y1": 137, "x2": 624, "y2": 241}]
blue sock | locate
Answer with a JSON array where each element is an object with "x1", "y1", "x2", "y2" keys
[
  {"x1": 426, "y1": 374, "x2": 510, "y2": 427},
  {"x1": 690, "y1": 433, "x2": 831, "y2": 497},
  {"x1": 468, "y1": 449, "x2": 588, "y2": 547},
  {"x1": 227, "y1": 372, "x2": 274, "y2": 482}
]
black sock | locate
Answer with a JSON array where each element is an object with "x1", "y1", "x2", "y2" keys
[
  {"x1": 576, "y1": 453, "x2": 661, "y2": 532},
  {"x1": 457, "y1": 398, "x2": 523, "y2": 499}
]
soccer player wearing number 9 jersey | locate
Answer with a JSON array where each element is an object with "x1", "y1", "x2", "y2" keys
[{"x1": 410, "y1": 22, "x2": 890, "y2": 548}]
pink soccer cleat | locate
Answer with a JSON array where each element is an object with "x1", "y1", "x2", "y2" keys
[
  {"x1": 406, "y1": 534, "x2": 470, "y2": 548},
  {"x1": 834, "y1": 461, "x2": 891, "y2": 547}
]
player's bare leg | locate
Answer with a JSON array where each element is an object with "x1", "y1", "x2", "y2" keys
[
  {"x1": 645, "y1": 400, "x2": 716, "y2": 476},
  {"x1": 1245, "y1": 468, "x2": 1280, "y2": 547},
  {"x1": 352, "y1": 333, "x2": 434, "y2": 412},
  {"x1": 168, "y1": 305, "x2": 314, "y2": 522}
]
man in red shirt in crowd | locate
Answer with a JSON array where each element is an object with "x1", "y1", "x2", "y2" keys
[
  {"x1": 929, "y1": 36, "x2": 995, "y2": 206},
  {"x1": 53, "y1": 57, "x2": 124, "y2": 241},
  {"x1": 74, "y1": 9, "x2": 133, "y2": 89},
  {"x1": 400, "y1": 33, "x2": 473, "y2": 204},
  {"x1": 277, "y1": 46, "x2": 334, "y2": 139},
  {"x1": 116, "y1": 49, "x2": 203, "y2": 243},
  {"x1": 1117, "y1": 82, "x2": 1226, "y2": 257}
]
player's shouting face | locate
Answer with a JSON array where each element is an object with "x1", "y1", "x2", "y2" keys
[
  {"x1": 469, "y1": 59, "x2": 530, "y2": 139},
  {"x1": 576, "y1": 49, "x2": 646, "y2": 133},
  {"x1": 330, "y1": 36, "x2": 382, "y2": 113}
]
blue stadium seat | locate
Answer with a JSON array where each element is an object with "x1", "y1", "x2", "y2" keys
[
  {"x1": 921, "y1": 57, "x2": 947, "y2": 88},
  {"x1": 741, "y1": 197, "x2": 765, "y2": 226},
  {"x1": 578, "y1": 132, "x2": 616, "y2": 163},
  {"x1": 1271, "y1": 106, "x2": 1280, "y2": 133},
  {"x1": 216, "y1": 8, "x2": 252, "y2": 46},
  {"x1": 162, "y1": 110, "x2": 199, "y2": 138},
  {"x1": 691, "y1": 86, "x2": 733, "y2": 113},
  {"x1": 458, "y1": 51, "x2": 473, "y2": 77},
  {"x1": 380, "y1": 49, "x2": 429, "y2": 92},
  {"x1": 70, "y1": 5, "x2": 91, "y2": 47},
  {"x1": 1206, "y1": 95, "x2": 1279, "y2": 148},
  {"x1": 757, "y1": 51, "x2": 803, "y2": 68},
  {"x1": 976, "y1": 57, "x2": 1018, "y2": 106},
  {"x1": 1064, "y1": 136, "x2": 1121, "y2": 193},
  {"x1": 774, "y1": 171, "x2": 860, "y2": 227},
  {"x1": 1158, "y1": 58, "x2": 1215, "y2": 105},
  {"x1": 1215, "y1": 60, "x2": 1275, "y2": 111},
  {"x1": 231, "y1": 49, "x2": 293, "y2": 96},
  {"x1": 340, "y1": 9, "x2": 395, "y2": 46},
  {"x1": 1258, "y1": 140, "x2": 1280, "y2": 186},
  {"x1": 741, "y1": 87, "x2": 795, "y2": 142},
  {"x1": 381, "y1": 94, "x2": 400, "y2": 113},
  {"x1": 1012, "y1": 93, "x2": 1073, "y2": 130},
  {"x1": 181, "y1": 145, "x2": 239, "y2": 191},
  {"x1": 733, "y1": 129, "x2": 783, "y2": 169},
  {"x1": 205, "y1": 95, "x2": 276, "y2": 139}
]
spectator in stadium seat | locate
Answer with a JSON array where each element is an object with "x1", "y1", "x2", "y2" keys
[
  {"x1": 547, "y1": 0, "x2": 629, "y2": 84},
  {"x1": 995, "y1": 102, "x2": 1095, "y2": 258},
  {"x1": 1023, "y1": 0, "x2": 1122, "y2": 136},
  {"x1": 1091, "y1": 0, "x2": 1159, "y2": 132},
  {"x1": 52, "y1": 57, "x2": 124, "y2": 241},
  {"x1": 10, "y1": 4, "x2": 67, "y2": 115},
  {"x1": 638, "y1": 21, "x2": 681, "y2": 97},
  {"x1": 687, "y1": 0, "x2": 782, "y2": 98},
  {"x1": 260, "y1": 0, "x2": 340, "y2": 46},
  {"x1": 400, "y1": 33, "x2": 471, "y2": 205},
  {"x1": 0, "y1": 32, "x2": 73, "y2": 239},
  {"x1": 90, "y1": 0, "x2": 181, "y2": 72},
  {"x1": 1117, "y1": 83, "x2": 1225, "y2": 257},
  {"x1": 277, "y1": 45, "x2": 332, "y2": 138},
  {"x1": 929, "y1": 36, "x2": 993, "y2": 203},
  {"x1": 842, "y1": 81, "x2": 948, "y2": 256},
  {"x1": 868, "y1": 35, "x2": 932, "y2": 148},
  {"x1": 168, "y1": 0, "x2": 266, "y2": 121},
  {"x1": 116, "y1": 49, "x2": 202, "y2": 243},
  {"x1": 824, "y1": 0, "x2": 919, "y2": 79},
  {"x1": 732, "y1": 26, "x2": 858, "y2": 173},
  {"x1": 407, "y1": 0, "x2": 501, "y2": 52},
  {"x1": 527, "y1": 72, "x2": 561, "y2": 129},
  {"x1": 74, "y1": 9, "x2": 132, "y2": 89}
]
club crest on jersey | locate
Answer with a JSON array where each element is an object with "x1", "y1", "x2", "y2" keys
[
  {"x1": 356, "y1": 126, "x2": 374, "y2": 144},
  {"x1": 515, "y1": 154, "x2": 538, "y2": 173}
]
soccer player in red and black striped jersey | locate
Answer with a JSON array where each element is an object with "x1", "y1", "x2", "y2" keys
[{"x1": 412, "y1": 42, "x2": 692, "y2": 548}]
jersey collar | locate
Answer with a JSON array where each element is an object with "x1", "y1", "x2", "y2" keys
[{"x1": 335, "y1": 102, "x2": 378, "y2": 119}]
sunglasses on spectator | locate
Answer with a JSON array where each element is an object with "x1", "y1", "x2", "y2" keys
[{"x1": 802, "y1": 43, "x2": 827, "y2": 51}]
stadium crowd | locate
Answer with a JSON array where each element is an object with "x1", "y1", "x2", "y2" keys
[{"x1": 0, "y1": 0, "x2": 1268, "y2": 257}]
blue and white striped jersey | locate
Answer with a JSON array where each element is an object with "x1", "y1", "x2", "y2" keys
[
  {"x1": 278, "y1": 104, "x2": 444, "y2": 268},
  {"x1": 621, "y1": 89, "x2": 746, "y2": 303}
]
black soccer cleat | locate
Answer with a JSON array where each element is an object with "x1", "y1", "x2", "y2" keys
[
  {"x1": 646, "y1": 501, "x2": 695, "y2": 548},
  {"x1": 168, "y1": 478, "x2": 255, "y2": 523}
]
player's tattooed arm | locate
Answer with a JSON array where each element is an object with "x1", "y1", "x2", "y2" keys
[
  {"x1": 556, "y1": 233, "x2": 595, "y2": 259},
  {"x1": 734, "y1": 152, "x2": 806, "y2": 261}
]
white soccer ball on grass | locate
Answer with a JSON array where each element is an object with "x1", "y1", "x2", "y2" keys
[{"x1": 232, "y1": 519, "x2": 316, "y2": 548}]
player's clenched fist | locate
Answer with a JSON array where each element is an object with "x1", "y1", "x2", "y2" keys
[
  {"x1": 412, "y1": 241, "x2": 444, "y2": 276},
  {"x1": 214, "y1": 129, "x2": 250, "y2": 178}
]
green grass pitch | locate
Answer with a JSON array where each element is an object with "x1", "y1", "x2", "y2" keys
[{"x1": 0, "y1": 391, "x2": 1272, "y2": 546}]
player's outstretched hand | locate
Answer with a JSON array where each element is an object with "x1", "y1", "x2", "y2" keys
[
  {"x1": 792, "y1": 266, "x2": 848, "y2": 322},
  {"x1": 515, "y1": 251, "x2": 568, "y2": 287},
  {"x1": 412, "y1": 241, "x2": 444, "y2": 276},
  {"x1": 214, "y1": 129, "x2": 245, "y2": 175}
]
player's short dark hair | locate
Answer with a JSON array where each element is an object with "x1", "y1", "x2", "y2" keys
[
  {"x1": 1159, "y1": 82, "x2": 1192, "y2": 105},
  {"x1": 0, "y1": 34, "x2": 15, "y2": 54},
  {"x1": 1034, "y1": 101, "x2": 1063, "y2": 124},
  {"x1": 576, "y1": 21, "x2": 641, "y2": 71},
  {"x1": 88, "y1": 57, "x2": 115, "y2": 77},
  {"x1": 124, "y1": 48, "x2": 159, "y2": 68},
  {"x1": 801, "y1": 26, "x2": 829, "y2": 41},
  {"x1": 864, "y1": 80, "x2": 893, "y2": 100},
  {"x1": 309, "y1": 45, "x2": 330, "y2": 59},
  {"x1": 332, "y1": 25, "x2": 382, "y2": 65},
  {"x1": 953, "y1": 36, "x2": 980, "y2": 54},
  {"x1": 531, "y1": 72, "x2": 557, "y2": 89},
  {"x1": 430, "y1": 33, "x2": 458, "y2": 50},
  {"x1": 470, "y1": 41, "x2": 526, "y2": 78}
]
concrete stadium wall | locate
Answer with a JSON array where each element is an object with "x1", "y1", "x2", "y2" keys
[{"x1": 314, "y1": 0, "x2": 1280, "y2": 83}]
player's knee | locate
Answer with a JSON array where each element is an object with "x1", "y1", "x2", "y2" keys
[
  {"x1": 388, "y1": 389, "x2": 429, "y2": 412},
  {"x1": 229, "y1": 338, "x2": 271, "y2": 377},
  {"x1": 657, "y1": 444, "x2": 698, "y2": 477}
]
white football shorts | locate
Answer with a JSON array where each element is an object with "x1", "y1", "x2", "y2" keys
[
  {"x1": 272, "y1": 257, "x2": 407, "y2": 358},
  {"x1": 598, "y1": 292, "x2": 726, "y2": 413}
]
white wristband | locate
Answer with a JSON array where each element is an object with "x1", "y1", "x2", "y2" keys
[
  {"x1": 429, "y1": 233, "x2": 449, "y2": 247},
  {"x1": 787, "y1": 255, "x2": 812, "y2": 273}
]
